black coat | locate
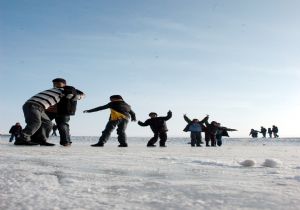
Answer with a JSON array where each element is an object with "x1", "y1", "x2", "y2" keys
[
  {"x1": 9, "y1": 125, "x2": 22, "y2": 135},
  {"x1": 57, "y1": 86, "x2": 84, "y2": 116},
  {"x1": 138, "y1": 111, "x2": 172, "y2": 133}
]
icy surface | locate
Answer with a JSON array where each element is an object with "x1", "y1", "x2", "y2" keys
[{"x1": 1, "y1": 136, "x2": 300, "y2": 210}]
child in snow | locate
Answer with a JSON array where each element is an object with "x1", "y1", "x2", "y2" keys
[
  {"x1": 83, "y1": 95, "x2": 136, "y2": 147},
  {"x1": 183, "y1": 114, "x2": 208, "y2": 147},
  {"x1": 268, "y1": 128, "x2": 272, "y2": 138},
  {"x1": 138, "y1": 110, "x2": 172, "y2": 147}
]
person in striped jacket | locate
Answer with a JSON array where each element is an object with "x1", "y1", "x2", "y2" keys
[{"x1": 15, "y1": 78, "x2": 74, "y2": 146}]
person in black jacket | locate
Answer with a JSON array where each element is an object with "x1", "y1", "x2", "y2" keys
[
  {"x1": 138, "y1": 110, "x2": 172, "y2": 147},
  {"x1": 183, "y1": 114, "x2": 208, "y2": 147},
  {"x1": 45, "y1": 78, "x2": 85, "y2": 146},
  {"x1": 268, "y1": 128, "x2": 272, "y2": 138},
  {"x1": 204, "y1": 119, "x2": 220, "y2": 147},
  {"x1": 9, "y1": 122, "x2": 22, "y2": 142},
  {"x1": 84, "y1": 95, "x2": 136, "y2": 147},
  {"x1": 272, "y1": 125, "x2": 279, "y2": 138},
  {"x1": 260, "y1": 126, "x2": 267, "y2": 138},
  {"x1": 249, "y1": 129, "x2": 259, "y2": 138}
]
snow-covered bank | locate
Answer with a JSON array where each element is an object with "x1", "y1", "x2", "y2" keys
[{"x1": 1, "y1": 136, "x2": 300, "y2": 210}]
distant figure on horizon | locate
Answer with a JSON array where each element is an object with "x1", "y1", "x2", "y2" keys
[
  {"x1": 83, "y1": 95, "x2": 136, "y2": 147},
  {"x1": 260, "y1": 126, "x2": 267, "y2": 138},
  {"x1": 51, "y1": 124, "x2": 58, "y2": 136},
  {"x1": 9, "y1": 122, "x2": 22, "y2": 142},
  {"x1": 268, "y1": 128, "x2": 272, "y2": 138},
  {"x1": 204, "y1": 119, "x2": 220, "y2": 147},
  {"x1": 272, "y1": 125, "x2": 279, "y2": 138},
  {"x1": 249, "y1": 129, "x2": 259, "y2": 138},
  {"x1": 215, "y1": 123, "x2": 237, "y2": 146},
  {"x1": 138, "y1": 110, "x2": 172, "y2": 147},
  {"x1": 183, "y1": 114, "x2": 208, "y2": 147}
]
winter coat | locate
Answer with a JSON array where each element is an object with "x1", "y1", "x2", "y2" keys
[
  {"x1": 138, "y1": 111, "x2": 172, "y2": 133},
  {"x1": 183, "y1": 115, "x2": 208, "y2": 132},
  {"x1": 57, "y1": 86, "x2": 84, "y2": 116},
  {"x1": 9, "y1": 125, "x2": 22, "y2": 135}
]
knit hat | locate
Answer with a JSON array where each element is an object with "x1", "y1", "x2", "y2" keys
[
  {"x1": 149, "y1": 112, "x2": 157, "y2": 117},
  {"x1": 110, "y1": 95, "x2": 123, "y2": 100},
  {"x1": 52, "y1": 78, "x2": 66, "y2": 84}
]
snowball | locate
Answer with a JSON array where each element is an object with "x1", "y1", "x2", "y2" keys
[
  {"x1": 262, "y1": 159, "x2": 282, "y2": 168},
  {"x1": 239, "y1": 159, "x2": 256, "y2": 167}
]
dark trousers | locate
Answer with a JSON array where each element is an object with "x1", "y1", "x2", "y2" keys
[
  {"x1": 22, "y1": 102, "x2": 53, "y2": 142},
  {"x1": 147, "y1": 132, "x2": 167, "y2": 146},
  {"x1": 47, "y1": 112, "x2": 71, "y2": 145},
  {"x1": 190, "y1": 132, "x2": 202, "y2": 146},
  {"x1": 205, "y1": 132, "x2": 216, "y2": 146},
  {"x1": 99, "y1": 119, "x2": 128, "y2": 145},
  {"x1": 9, "y1": 134, "x2": 19, "y2": 142}
]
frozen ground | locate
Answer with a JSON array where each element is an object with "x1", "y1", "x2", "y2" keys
[{"x1": 0, "y1": 136, "x2": 300, "y2": 210}]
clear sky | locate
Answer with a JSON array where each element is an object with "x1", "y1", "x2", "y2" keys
[{"x1": 1, "y1": 0, "x2": 300, "y2": 137}]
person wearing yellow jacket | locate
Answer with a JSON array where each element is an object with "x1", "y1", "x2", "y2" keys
[{"x1": 84, "y1": 95, "x2": 136, "y2": 147}]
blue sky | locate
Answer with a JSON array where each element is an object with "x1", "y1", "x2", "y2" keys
[{"x1": 1, "y1": 0, "x2": 300, "y2": 137}]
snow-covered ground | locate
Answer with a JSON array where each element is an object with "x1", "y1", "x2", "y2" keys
[{"x1": 1, "y1": 136, "x2": 300, "y2": 210}]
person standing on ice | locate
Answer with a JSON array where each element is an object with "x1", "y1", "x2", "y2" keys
[
  {"x1": 45, "y1": 78, "x2": 85, "y2": 146},
  {"x1": 138, "y1": 110, "x2": 172, "y2": 147},
  {"x1": 272, "y1": 125, "x2": 279, "y2": 138},
  {"x1": 268, "y1": 128, "x2": 272, "y2": 138},
  {"x1": 83, "y1": 95, "x2": 136, "y2": 147},
  {"x1": 260, "y1": 126, "x2": 267, "y2": 138},
  {"x1": 204, "y1": 119, "x2": 220, "y2": 147},
  {"x1": 183, "y1": 114, "x2": 208, "y2": 147}
]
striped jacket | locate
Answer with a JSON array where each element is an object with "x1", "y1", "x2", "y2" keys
[{"x1": 27, "y1": 88, "x2": 65, "y2": 110}]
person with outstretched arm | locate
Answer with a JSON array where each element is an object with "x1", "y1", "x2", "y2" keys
[
  {"x1": 138, "y1": 110, "x2": 172, "y2": 147},
  {"x1": 83, "y1": 95, "x2": 136, "y2": 147}
]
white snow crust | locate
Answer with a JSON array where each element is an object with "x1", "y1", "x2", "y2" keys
[{"x1": 1, "y1": 136, "x2": 300, "y2": 210}]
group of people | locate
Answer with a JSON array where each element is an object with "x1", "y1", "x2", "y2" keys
[
  {"x1": 249, "y1": 125, "x2": 279, "y2": 138},
  {"x1": 9, "y1": 77, "x2": 238, "y2": 148}
]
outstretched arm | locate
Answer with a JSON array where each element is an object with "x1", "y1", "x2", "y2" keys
[
  {"x1": 138, "y1": 119, "x2": 150, "y2": 127},
  {"x1": 83, "y1": 104, "x2": 110, "y2": 113},
  {"x1": 201, "y1": 115, "x2": 209, "y2": 126},
  {"x1": 183, "y1": 114, "x2": 192, "y2": 123}
]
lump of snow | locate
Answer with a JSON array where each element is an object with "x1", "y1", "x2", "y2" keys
[
  {"x1": 239, "y1": 159, "x2": 256, "y2": 167},
  {"x1": 262, "y1": 159, "x2": 282, "y2": 168}
]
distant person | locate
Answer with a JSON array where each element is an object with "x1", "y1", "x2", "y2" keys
[
  {"x1": 215, "y1": 123, "x2": 237, "y2": 146},
  {"x1": 249, "y1": 129, "x2": 259, "y2": 138},
  {"x1": 51, "y1": 124, "x2": 58, "y2": 136},
  {"x1": 45, "y1": 78, "x2": 85, "y2": 146},
  {"x1": 272, "y1": 125, "x2": 279, "y2": 138},
  {"x1": 183, "y1": 114, "x2": 208, "y2": 147},
  {"x1": 83, "y1": 95, "x2": 136, "y2": 147},
  {"x1": 268, "y1": 128, "x2": 272, "y2": 138},
  {"x1": 260, "y1": 126, "x2": 267, "y2": 138},
  {"x1": 204, "y1": 119, "x2": 220, "y2": 147},
  {"x1": 138, "y1": 110, "x2": 172, "y2": 147},
  {"x1": 14, "y1": 79, "x2": 76, "y2": 146},
  {"x1": 9, "y1": 122, "x2": 22, "y2": 142}
]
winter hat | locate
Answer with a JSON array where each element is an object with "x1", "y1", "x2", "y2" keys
[
  {"x1": 110, "y1": 95, "x2": 123, "y2": 100},
  {"x1": 149, "y1": 112, "x2": 157, "y2": 117},
  {"x1": 52, "y1": 78, "x2": 66, "y2": 84}
]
